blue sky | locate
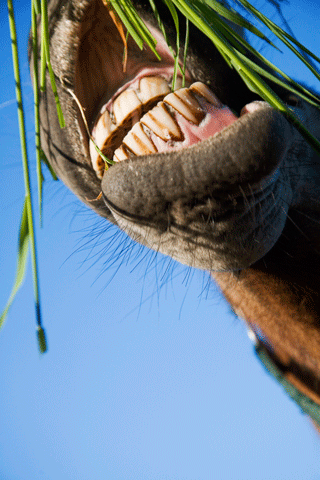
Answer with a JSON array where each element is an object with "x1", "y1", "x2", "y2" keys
[{"x1": 1, "y1": 1, "x2": 320, "y2": 479}]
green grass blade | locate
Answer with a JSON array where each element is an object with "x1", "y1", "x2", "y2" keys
[
  {"x1": 237, "y1": 67, "x2": 320, "y2": 156},
  {"x1": 148, "y1": 0, "x2": 186, "y2": 83},
  {"x1": 40, "y1": 0, "x2": 65, "y2": 127},
  {"x1": 279, "y1": 28, "x2": 320, "y2": 65},
  {"x1": 32, "y1": 0, "x2": 41, "y2": 15},
  {"x1": 37, "y1": 326, "x2": 47, "y2": 353},
  {"x1": 40, "y1": 0, "x2": 47, "y2": 91},
  {"x1": 204, "y1": 0, "x2": 280, "y2": 49},
  {"x1": 148, "y1": 0, "x2": 174, "y2": 53},
  {"x1": 209, "y1": 10, "x2": 320, "y2": 105},
  {"x1": 236, "y1": 0, "x2": 320, "y2": 79},
  {"x1": 162, "y1": 0, "x2": 180, "y2": 89},
  {"x1": 46, "y1": 62, "x2": 66, "y2": 128},
  {"x1": 40, "y1": 25, "x2": 47, "y2": 91},
  {"x1": 182, "y1": 17, "x2": 189, "y2": 87},
  {"x1": 236, "y1": 50, "x2": 320, "y2": 107},
  {"x1": 31, "y1": 0, "x2": 43, "y2": 224},
  {"x1": 0, "y1": 200, "x2": 30, "y2": 329},
  {"x1": 109, "y1": 0, "x2": 160, "y2": 58},
  {"x1": 41, "y1": 149, "x2": 58, "y2": 180}
]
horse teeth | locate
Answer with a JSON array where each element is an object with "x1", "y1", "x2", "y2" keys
[
  {"x1": 164, "y1": 88, "x2": 205, "y2": 125},
  {"x1": 113, "y1": 145, "x2": 130, "y2": 162},
  {"x1": 141, "y1": 102, "x2": 182, "y2": 141},
  {"x1": 190, "y1": 82, "x2": 222, "y2": 107},
  {"x1": 89, "y1": 110, "x2": 115, "y2": 177},
  {"x1": 122, "y1": 122, "x2": 157, "y2": 156},
  {"x1": 99, "y1": 109, "x2": 114, "y2": 132},
  {"x1": 139, "y1": 76, "x2": 170, "y2": 104},
  {"x1": 113, "y1": 89, "x2": 142, "y2": 124},
  {"x1": 89, "y1": 141, "x2": 105, "y2": 178},
  {"x1": 90, "y1": 81, "x2": 222, "y2": 177},
  {"x1": 90, "y1": 110, "x2": 113, "y2": 149}
]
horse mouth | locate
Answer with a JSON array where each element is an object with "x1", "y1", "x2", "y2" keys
[
  {"x1": 75, "y1": 0, "x2": 259, "y2": 181},
  {"x1": 89, "y1": 77, "x2": 258, "y2": 179}
]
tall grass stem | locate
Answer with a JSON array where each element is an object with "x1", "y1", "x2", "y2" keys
[{"x1": 6, "y1": 0, "x2": 47, "y2": 353}]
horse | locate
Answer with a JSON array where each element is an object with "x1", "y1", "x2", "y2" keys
[{"x1": 33, "y1": 0, "x2": 320, "y2": 431}]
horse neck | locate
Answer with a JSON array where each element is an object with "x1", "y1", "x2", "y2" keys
[
  {"x1": 213, "y1": 102, "x2": 320, "y2": 398},
  {"x1": 213, "y1": 229, "x2": 320, "y2": 400}
]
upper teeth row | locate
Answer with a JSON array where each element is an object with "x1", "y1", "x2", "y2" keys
[{"x1": 90, "y1": 79, "x2": 221, "y2": 178}]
